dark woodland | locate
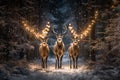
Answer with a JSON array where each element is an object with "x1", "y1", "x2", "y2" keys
[{"x1": 0, "y1": 0, "x2": 120, "y2": 80}]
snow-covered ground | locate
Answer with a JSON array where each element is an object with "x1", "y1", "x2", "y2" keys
[
  {"x1": 0, "y1": 52, "x2": 120, "y2": 80},
  {"x1": 28, "y1": 59, "x2": 88, "y2": 73},
  {"x1": 28, "y1": 52, "x2": 87, "y2": 73},
  {"x1": 0, "y1": 57, "x2": 120, "y2": 80}
]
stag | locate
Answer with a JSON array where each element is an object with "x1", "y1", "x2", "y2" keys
[
  {"x1": 39, "y1": 37, "x2": 50, "y2": 68},
  {"x1": 68, "y1": 37, "x2": 80, "y2": 69},
  {"x1": 68, "y1": 24, "x2": 80, "y2": 69},
  {"x1": 21, "y1": 20, "x2": 50, "y2": 68},
  {"x1": 39, "y1": 22, "x2": 50, "y2": 68},
  {"x1": 52, "y1": 27, "x2": 66, "y2": 69}
]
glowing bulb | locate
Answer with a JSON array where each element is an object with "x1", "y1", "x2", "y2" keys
[
  {"x1": 111, "y1": 5, "x2": 115, "y2": 8},
  {"x1": 25, "y1": 27, "x2": 29, "y2": 29},
  {"x1": 95, "y1": 16, "x2": 97, "y2": 19},
  {"x1": 69, "y1": 23, "x2": 71, "y2": 26},
  {"x1": 83, "y1": 31, "x2": 88, "y2": 36},
  {"x1": 80, "y1": 34, "x2": 84, "y2": 39},
  {"x1": 42, "y1": 30, "x2": 45, "y2": 33},
  {"x1": 40, "y1": 34, "x2": 45, "y2": 39},
  {"x1": 39, "y1": 34, "x2": 43, "y2": 38},
  {"x1": 24, "y1": 23, "x2": 27, "y2": 27},
  {"x1": 68, "y1": 26, "x2": 72, "y2": 30},
  {"x1": 30, "y1": 29, "x2": 34, "y2": 33},
  {"x1": 84, "y1": 30, "x2": 88, "y2": 34},
  {"x1": 45, "y1": 31, "x2": 48, "y2": 34},
  {"x1": 46, "y1": 24, "x2": 50, "y2": 28},
  {"x1": 47, "y1": 21, "x2": 50, "y2": 24},
  {"x1": 44, "y1": 31, "x2": 48, "y2": 34},
  {"x1": 33, "y1": 32, "x2": 36, "y2": 35},
  {"x1": 95, "y1": 11, "x2": 98, "y2": 14},
  {"x1": 73, "y1": 32, "x2": 76, "y2": 36},
  {"x1": 36, "y1": 34, "x2": 40, "y2": 39},
  {"x1": 22, "y1": 21, "x2": 25, "y2": 24},
  {"x1": 88, "y1": 25, "x2": 92, "y2": 28},
  {"x1": 87, "y1": 28, "x2": 91, "y2": 31},
  {"x1": 45, "y1": 28, "x2": 49, "y2": 32},
  {"x1": 92, "y1": 20, "x2": 95, "y2": 23},
  {"x1": 91, "y1": 22, "x2": 94, "y2": 25}
]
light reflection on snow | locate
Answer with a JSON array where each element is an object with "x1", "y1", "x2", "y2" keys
[
  {"x1": 28, "y1": 59, "x2": 89, "y2": 74},
  {"x1": 28, "y1": 51, "x2": 90, "y2": 74}
]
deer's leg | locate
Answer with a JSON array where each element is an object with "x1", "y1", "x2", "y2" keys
[
  {"x1": 74, "y1": 57, "x2": 77, "y2": 69},
  {"x1": 57, "y1": 55, "x2": 59, "y2": 69},
  {"x1": 41, "y1": 58, "x2": 44, "y2": 68},
  {"x1": 45, "y1": 57, "x2": 47, "y2": 68},
  {"x1": 73, "y1": 57, "x2": 75, "y2": 68},
  {"x1": 76, "y1": 56, "x2": 78, "y2": 69},
  {"x1": 69, "y1": 56, "x2": 72, "y2": 69},
  {"x1": 43, "y1": 58, "x2": 46, "y2": 68},
  {"x1": 60, "y1": 55, "x2": 63, "y2": 68},
  {"x1": 43, "y1": 59, "x2": 45, "y2": 68},
  {"x1": 58, "y1": 57, "x2": 59, "y2": 69},
  {"x1": 58, "y1": 56, "x2": 60, "y2": 69},
  {"x1": 55, "y1": 56, "x2": 58, "y2": 69}
]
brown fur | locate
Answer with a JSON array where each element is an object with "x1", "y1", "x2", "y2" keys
[
  {"x1": 68, "y1": 40, "x2": 79, "y2": 69},
  {"x1": 53, "y1": 37, "x2": 65, "y2": 69},
  {"x1": 39, "y1": 42, "x2": 49, "y2": 68}
]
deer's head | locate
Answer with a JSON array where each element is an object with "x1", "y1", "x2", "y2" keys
[{"x1": 52, "y1": 27, "x2": 67, "y2": 45}]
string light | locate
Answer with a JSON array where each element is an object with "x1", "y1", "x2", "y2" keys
[
  {"x1": 21, "y1": 20, "x2": 50, "y2": 41},
  {"x1": 68, "y1": 23, "x2": 78, "y2": 39},
  {"x1": 79, "y1": 10, "x2": 99, "y2": 40}
]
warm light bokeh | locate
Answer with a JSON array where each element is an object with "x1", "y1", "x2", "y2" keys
[
  {"x1": 21, "y1": 20, "x2": 50, "y2": 41},
  {"x1": 68, "y1": 10, "x2": 99, "y2": 41}
]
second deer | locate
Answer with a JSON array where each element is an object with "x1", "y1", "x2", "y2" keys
[{"x1": 52, "y1": 27, "x2": 67, "y2": 69}]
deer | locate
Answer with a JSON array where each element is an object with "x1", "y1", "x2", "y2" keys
[
  {"x1": 68, "y1": 24, "x2": 80, "y2": 69},
  {"x1": 21, "y1": 20, "x2": 50, "y2": 68},
  {"x1": 52, "y1": 27, "x2": 67, "y2": 69},
  {"x1": 68, "y1": 37, "x2": 80, "y2": 69},
  {"x1": 39, "y1": 22, "x2": 50, "y2": 68},
  {"x1": 39, "y1": 37, "x2": 50, "y2": 68}
]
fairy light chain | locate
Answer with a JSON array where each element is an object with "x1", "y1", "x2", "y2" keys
[
  {"x1": 68, "y1": 10, "x2": 99, "y2": 40},
  {"x1": 21, "y1": 20, "x2": 50, "y2": 41}
]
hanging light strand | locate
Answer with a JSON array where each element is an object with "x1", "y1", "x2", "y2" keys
[
  {"x1": 68, "y1": 23, "x2": 78, "y2": 39},
  {"x1": 80, "y1": 10, "x2": 99, "y2": 40},
  {"x1": 21, "y1": 20, "x2": 50, "y2": 41},
  {"x1": 68, "y1": 10, "x2": 99, "y2": 40}
]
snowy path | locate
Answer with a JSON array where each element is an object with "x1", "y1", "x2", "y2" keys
[
  {"x1": 1, "y1": 53, "x2": 119, "y2": 80},
  {"x1": 10, "y1": 56, "x2": 90, "y2": 80},
  {"x1": 28, "y1": 52, "x2": 87, "y2": 73},
  {"x1": 21, "y1": 59, "x2": 90, "y2": 80},
  {"x1": 1, "y1": 58, "x2": 119, "y2": 80}
]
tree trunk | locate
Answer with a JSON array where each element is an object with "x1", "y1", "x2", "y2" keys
[{"x1": 90, "y1": 26, "x2": 96, "y2": 62}]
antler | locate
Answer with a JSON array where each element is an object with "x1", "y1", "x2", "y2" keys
[
  {"x1": 21, "y1": 20, "x2": 50, "y2": 42},
  {"x1": 52, "y1": 27, "x2": 58, "y2": 38},
  {"x1": 61, "y1": 26, "x2": 67, "y2": 36},
  {"x1": 41, "y1": 22, "x2": 50, "y2": 39},
  {"x1": 68, "y1": 23, "x2": 78, "y2": 39},
  {"x1": 79, "y1": 10, "x2": 99, "y2": 40}
]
